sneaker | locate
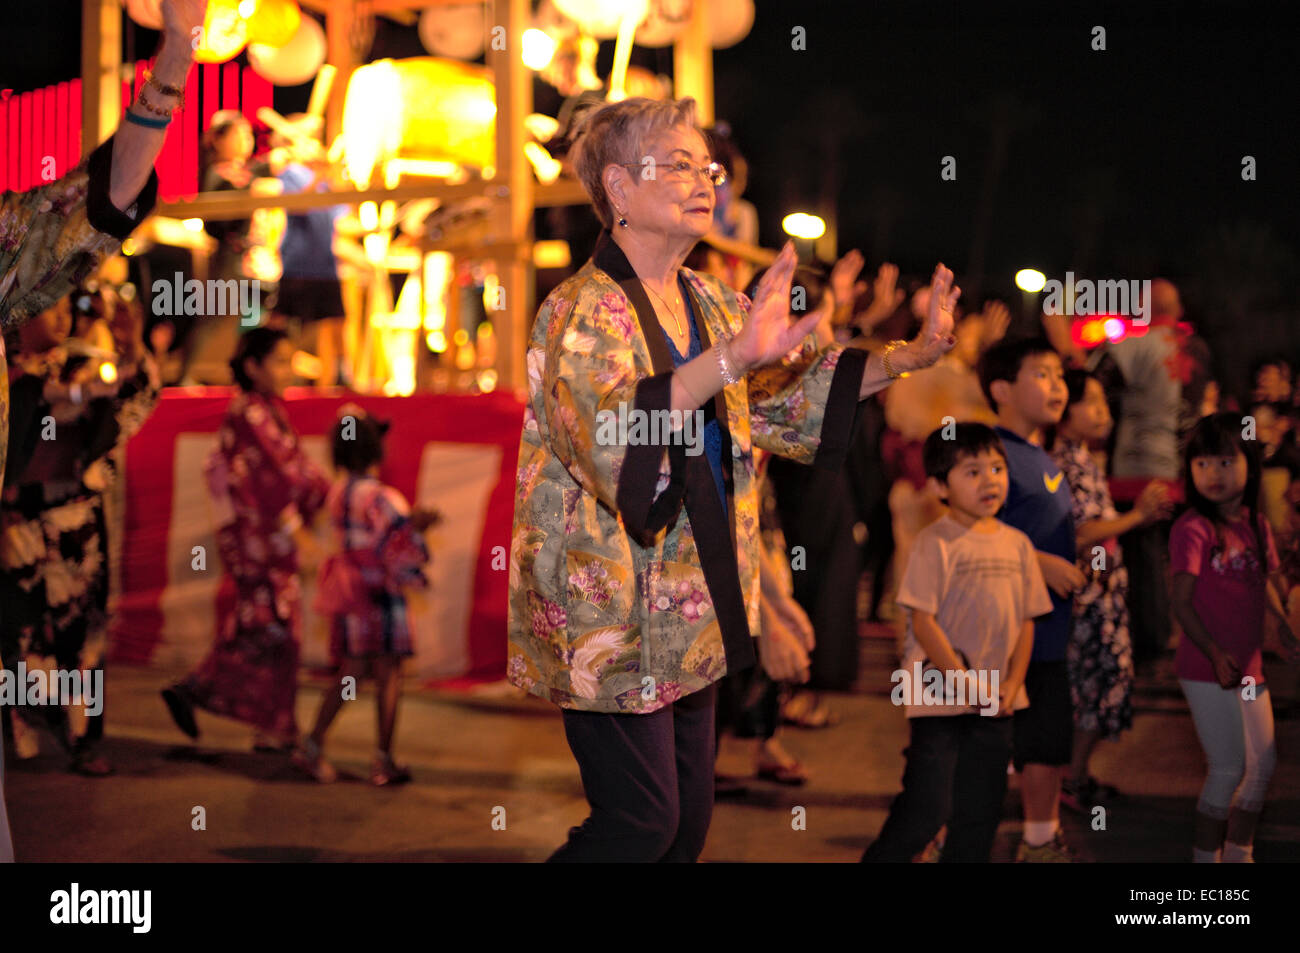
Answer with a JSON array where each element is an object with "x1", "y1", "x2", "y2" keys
[
  {"x1": 1016, "y1": 830, "x2": 1075, "y2": 863},
  {"x1": 290, "y1": 740, "x2": 337, "y2": 783},
  {"x1": 160, "y1": 685, "x2": 199, "y2": 740}
]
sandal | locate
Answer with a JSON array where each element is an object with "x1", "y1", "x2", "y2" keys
[
  {"x1": 370, "y1": 754, "x2": 412, "y2": 786},
  {"x1": 781, "y1": 692, "x2": 840, "y2": 730},
  {"x1": 756, "y1": 760, "x2": 809, "y2": 786},
  {"x1": 291, "y1": 739, "x2": 337, "y2": 783},
  {"x1": 161, "y1": 685, "x2": 199, "y2": 740}
]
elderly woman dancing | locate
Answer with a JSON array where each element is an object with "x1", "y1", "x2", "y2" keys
[{"x1": 508, "y1": 96, "x2": 960, "y2": 862}]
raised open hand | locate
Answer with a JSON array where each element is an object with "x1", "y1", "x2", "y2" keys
[
  {"x1": 730, "y1": 241, "x2": 824, "y2": 371},
  {"x1": 830, "y1": 249, "x2": 866, "y2": 308},
  {"x1": 907, "y1": 263, "x2": 960, "y2": 369}
]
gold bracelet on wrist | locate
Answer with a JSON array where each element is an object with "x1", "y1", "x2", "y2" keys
[
  {"x1": 881, "y1": 339, "x2": 911, "y2": 380},
  {"x1": 144, "y1": 69, "x2": 185, "y2": 110}
]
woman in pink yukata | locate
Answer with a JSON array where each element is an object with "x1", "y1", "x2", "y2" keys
[
  {"x1": 292, "y1": 406, "x2": 440, "y2": 785},
  {"x1": 161, "y1": 327, "x2": 330, "y2": 751}
]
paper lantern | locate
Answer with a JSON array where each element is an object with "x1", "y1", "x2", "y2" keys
[
  {"x1": 707, "y1": 0, "x2": 753, "y2": 49},
  {"x1": 553, "y1": 0, "x2": 648, "y2": 40},
  {"x1": 635, "y1": 0, "x2": 691, "y2": 47},
  {"x1": 194, "y1": 0, "x2": 249, "y2": 64},
  {"x1": 247, "y1": 15, "x2": 326, "y2": 86},
  {"x1": 417, "y1": 4, "x2": 487, "y2": 60},
  {"x1": 342, "y1": 58, "x2": 496, "y2": 188},
  {"x1": 243, "y1": 0, "x2": 301, "y2": 47},
  {"x1": 123, "y1": 0, "x2": 163, "y2": 30}
]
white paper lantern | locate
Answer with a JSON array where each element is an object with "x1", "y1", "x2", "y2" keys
[
  {"x1": 708, "y1": 0, "x2": 753, "y2": 49},
  {"x1": 123, "y1": 0, "x2": 164, "y2": 30},
  {"x1": 248, "y1": 15, "x2": 327, "y2": 86},
  {"x1": 554, "y1": 0, "x2": 649, "y2": 40},
  {"x1": 418, "y1": 4, "x2": 487, "y2": 61},
  {"x1": 635, "y1": 0, "x2": 691, "y2": 47}
]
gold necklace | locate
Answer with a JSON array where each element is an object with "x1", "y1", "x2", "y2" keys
[{"x1": 643, "y1": 281, "x2": 686, "y2": 337}]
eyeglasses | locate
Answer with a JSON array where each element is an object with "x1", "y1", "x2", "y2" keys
[{"x1": 621, "y1": 158, "x2": 728, "y2": 187}]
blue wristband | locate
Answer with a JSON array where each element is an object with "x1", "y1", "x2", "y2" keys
[{"x1": 125, "y1": 109, "x2": 171, "y2": 130}]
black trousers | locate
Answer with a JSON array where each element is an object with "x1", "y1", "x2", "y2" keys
[
  {"x1": 549, "y1": 683, "x2": 718, "y2": 862},
  {"x1": 862, "y1": 714, "x2": 1014, "y2": 863}
]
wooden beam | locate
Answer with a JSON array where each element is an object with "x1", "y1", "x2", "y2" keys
[
  {"x1": 81, "y1": 0, "x2": 121, "y2": 155},
  {"x1": 154, "y1": 177, "x2": 588, "y2": 220},
  {"x1": 673, "y1": 0, "x2": 712, "y2": 124},
  {"x1": 324, "y1": 0, "x2": 360, "y2": 147},
  {"x1": 487, "y1": 0, "x2": 532, "y2": 391}
]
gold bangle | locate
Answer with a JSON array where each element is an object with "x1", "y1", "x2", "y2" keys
[{"x1": 881, "y1": 339, "x2": 911, "y2": 380}]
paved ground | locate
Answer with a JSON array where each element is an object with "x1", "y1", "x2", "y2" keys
[{"x1": 6, "y1": 639, "x2": 1299, "y2": 862}]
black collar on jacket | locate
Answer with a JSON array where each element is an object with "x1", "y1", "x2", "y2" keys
[{"x1": 591, "y1": 228, "x2": 755, "y2": 673}]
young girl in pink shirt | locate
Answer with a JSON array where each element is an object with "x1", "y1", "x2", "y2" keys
[{"x1": 1171, "y1": 413, "x2": 1300, "y2": 862}]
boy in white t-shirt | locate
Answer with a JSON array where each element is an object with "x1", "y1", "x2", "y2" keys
[{"x1": 863, "y1": 423, "x2": 1053, "y2": 862}]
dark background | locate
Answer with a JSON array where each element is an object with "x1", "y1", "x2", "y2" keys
[{"x1": 4, "y1": 0, "x2": 1297, "y2": 394}]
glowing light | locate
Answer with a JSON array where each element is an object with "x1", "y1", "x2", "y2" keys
[
  {"x1": 533, "y1": 240, "x2": 571, "y2": 270},
  {"x1": 359, "y1": 201, "x2": 379, "y2": 231},
  {"x1": 238, "y1": 0, "x2": 256, "y2": 17},
  {"x1": 1080, "y1": 320, "x2": 1106, "y2": 346},
  {"x1": 782, "y1": 213, "x2": 825, "y2": 240},
  {"x1": 427, "y1": 330, "x2": 448, "y2": 352},
  {"x1": 477, "y1": 369, "x2": 498, "y2": 393},
  {"x1": 1015, "y1": 269, "x2": 1047, "y2": 293},
  {"x1": 99, "y1": 363, "x2": 118, "y2": 384},
  {"x1": 522, "y1": 29, "x2": 557, "y2": 70},
  {"x1": 183, "y1": 218, "x2": 204, "y2": 232},
  {"x1": 121, "y1": 239, "x2": 137, "y2": 256},
  {"x1": 1104, "y1": 317, "x2": 1126, "y2": 341},
  {"x1": 453, "y1": 329, "x2": 470, "y2": 347}
]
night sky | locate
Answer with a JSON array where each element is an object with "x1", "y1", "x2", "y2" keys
[{"x1": 4, "y1": 1, "x2": 1297, "y2": 384}]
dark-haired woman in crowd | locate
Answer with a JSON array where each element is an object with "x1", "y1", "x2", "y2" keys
[
  {"x1": 292, "y1": 406, "x2": 439, "y2": 785},
  {"x1": 161, "y1": 327, "x2": 330, "y2": 750}
]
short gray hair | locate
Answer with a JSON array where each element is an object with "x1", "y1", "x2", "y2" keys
[{"x1": 571, "y1": 97, "x2": 701, "y2": 229}]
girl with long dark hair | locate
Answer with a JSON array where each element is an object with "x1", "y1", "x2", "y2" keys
[{"x1": 1171, "y1": 412, "x2": 1300, "y2": 862}]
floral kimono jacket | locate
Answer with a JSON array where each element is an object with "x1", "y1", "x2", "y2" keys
[
  {"x1": 0, "y1": 134, "x2": 157, "y2": 862},
  {"x1": 508, "y1": 230, "x2": 868, "y2": 714},
  {"x1": 181, "y1": 390, "x2": 331, "y2": 737}
]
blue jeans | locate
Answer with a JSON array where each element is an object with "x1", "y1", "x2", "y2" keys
[{"x1": 862, "y1": 713, "x2": 1014, "y2": 863}]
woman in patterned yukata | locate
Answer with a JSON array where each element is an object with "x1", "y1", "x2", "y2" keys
[
  {"x1": 161, "y1": 328, "x2": 330, "y2": 750},
  {"x1": 0, "y1": 0, "x2": 202, "y2": 865},
  {"x1": 1, "y1": 290, "x2": 160, "y2": 776},
  {"x1": 508, "y1": 96, "x2": 962, "y2": 862}
]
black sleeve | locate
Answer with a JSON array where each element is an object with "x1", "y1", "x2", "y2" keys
[
  {"x1": 86, "y1": 135, "x2": 160, "y2": 241},
  {"x1": 3, "y1": 374, "x2": 48, "y2": 488},
  {"x1": 614, "y1": 370, "x2": 688, "y2": 545},
  {"x1": 811, "y1": 346, "x2": 870, "y2": 470}
]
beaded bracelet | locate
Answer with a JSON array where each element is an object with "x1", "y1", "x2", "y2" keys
[
  {"x1": 143, "y1": 68, "x2": 185, "y2": 110},
  {"x1": 125, "y1": 110, "x2": 171, "y2": 130},
  {"x1": 132, "y1": 88, "x2": 174, "y2": 118}
]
